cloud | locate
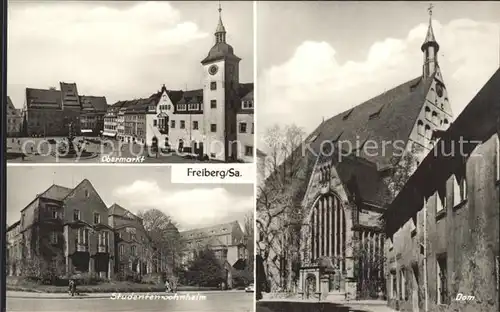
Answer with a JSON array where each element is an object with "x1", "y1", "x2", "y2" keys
[
  {"x1": 258, "y1": 19, "x2": 500, "y2": 148},
  {"x1": 112, "y1": 180, "x2": 253, "y2": 230},
  {"x1": 8, "y1": 2, "x2": 208, "y2": 105}
]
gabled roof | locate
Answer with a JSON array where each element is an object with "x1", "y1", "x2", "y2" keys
[
  {"x1": 177, "y1": 89, "x2": 203, "y2": 105},
  {"x1": 80, "y1": 96, "x2": 108, "y2": 112},
  {"x1": 384, "y1": 68, "x2": 500, "y2": 235},
  {"x1": 26, "y1": 88, "x2": 62, "y2": 109},
  {"x1": 108, "y1": 203, "x2": 141, "y2": 220},
  {"x1": 7, "y1": 96, "x2": 15, "y2": 110},
  {"x1": 180, "y1": 220, "x2": 240, "y2": 240},
  {"x1": 307, "y1": 75, "x2": 434, "y2": 170},
  {"x1": 38, "y1": 184, "x2": 73, "y2": 201}
]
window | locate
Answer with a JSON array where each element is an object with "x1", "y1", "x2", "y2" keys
[
  {"x1": 178, "y1": 104, "x2": 186, "y2": 111},
  {"x1": 245, "y1": 145, "x2": 253, "y2": 157},
  {"x1": 417, "y1": 120, "x2": 424, "y2": 136},
  {"x1": 410, "y1": 215, "x2": 417, "y2": 236},
  {"x1": 180, "y1": 120, "x2": 185, "y2": 129},
  {"x1": 436, "y1": 191, "x2": 445, "y2": 213},
  {"x1": 210, "y1": 124, "x2": 217, "y2": 132},
  {"x1": 242, "y1": 100, "x2": 253, "y2": 109},
  {"x1": 211, "y1": 100, "x2": 217, "y2": 109},
  {"x1": 400, "y1": 268, "x2": 406, "y2": 300},
  {"x1": 391, "y1": 270, "x2": 397, "y2": 299},
  {"x1": 131, "y1": 245, "x2": 137, "y2": 256},
  {"x1": 120, "y1": 245, "x2": 125, "y2": 256},
  {"x1": 73, "y1": 210, "x2": 80, "y2": 221},
  {"x1": 210, "y1": 82, "x2": 217, "y2": 90},
  {"x1": 131, "y1": 233, "x2": 136, "y2": 241},
  {"x1": 425, "y1": 106, "x2": 431, "y2": 120},
  {"x1": 193, "y1": 121, "x2": 199, "y2": 130},
  {"x1": 425, "y1": 125, "x2": 432, "y2": 141},
  {"x1": 153, "y1": 120, "x2": 157, "y2": 126},
  {"x1": 432, "y1": 111, "x2": 439, "y2": 125},
  {"x1": 252, "y1": 123, "x2": 254, "y2": 134},
  {"x1": 239, "y1": 123, "x2": 247, "y2": 133},
  {"x1": 20, "y1": 214, "x2": 24, "y2": 227},
  {"x1": 49, "y1": 232, "x2": 58, "y2": 244},
  {"x1": 452, "y1": 174, "x2": 467, "y2": 206},
  {"x1": 85, "y1": 190, "x2": 89, "y2": 198},
  {"x1": 437, "y1": 255, "x2": 449, "y2": 304},
  {"x1": 93, "y1": 213, "x2": 100, "y2": 224},
  {"x1": 50, "y1": 206, "x2": 59, "y2": 219},
  {"x1": 171, "y1": 120, "x2": 176, "y2": 128}
]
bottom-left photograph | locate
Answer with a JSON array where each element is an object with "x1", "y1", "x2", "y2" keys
[{"x1": 5, "y1": 165, "x2": 255, "y2": 312}]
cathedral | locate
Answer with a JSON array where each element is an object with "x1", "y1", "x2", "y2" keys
[{"x1": 267, "y1": 10, "x2": 453, "y2": 299}]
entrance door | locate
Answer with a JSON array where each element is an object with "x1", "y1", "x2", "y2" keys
[
  {"x1": 412, "y1": 265, "x2": 419, "y2": 312},
  {"x1": 305, "y1": 274, "x2": 316, "y2": 298}
]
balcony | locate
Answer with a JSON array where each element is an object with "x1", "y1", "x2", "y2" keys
[
  {"x1": 98, "y1": 245, "x2": 108, "y2": 253},
  {"x1": 76, "y1": 243, "x2": 89, "y2": 252}
]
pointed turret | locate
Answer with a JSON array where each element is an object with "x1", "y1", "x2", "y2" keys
[
  {"x1": 422, "y1": 4, "x2": 440, "y2": 79},
  {"x1": 215, "y1": 3, "x2": 226, "y2": 44}
]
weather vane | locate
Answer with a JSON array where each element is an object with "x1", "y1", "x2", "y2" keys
[{"x1": 428, "y1": 3, "x2": 434, "y2": 17}]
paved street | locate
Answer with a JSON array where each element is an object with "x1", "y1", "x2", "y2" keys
[
  {"x1": 7, "y1": 291, "x2": 253, "y2": 312},
  {"x1": 6, "y1": 137, "x2": 221, "y2": 164}
]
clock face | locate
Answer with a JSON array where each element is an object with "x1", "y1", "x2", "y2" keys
[
  {"x1": 209, "y1": 65, "x2": 218, "y2": 75},
  {"x1": 436, "y1": 84, "x2": 444, "y2": 97}
]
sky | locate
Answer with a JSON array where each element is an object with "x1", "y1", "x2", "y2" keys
[
  {"x1": 257, "y1": 1, "x2": 500, "y2": 149},
  {"x1": 6, "y1": 166, "x2": 254, "y2": 231},
  {"x1": 7, "y1": 0, "x2": 253, "y2": 108}
]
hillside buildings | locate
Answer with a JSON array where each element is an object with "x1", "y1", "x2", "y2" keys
[
  {"x1": 5, "y1": 180, "x2": 170, "y2": 280},
  {"x1": 103, "y1": 7, "x2": 254, "y2": 163},
  {"x1": 180, "y1": 221, "x2": 250, "y2": 288},
  {"x1": 259, "y1": 10, "x2": 454, "y2": 300},
  {"x1": 383, "y1": 68, "x2": 500, "y2": 312},
  {"x1": 22, "y1": 82, "x2": 108, "y2": 137}
]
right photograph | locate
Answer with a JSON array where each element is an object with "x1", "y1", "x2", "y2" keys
[{"x1": 255, "y1": 2, "x2": 500, "y2": 312}]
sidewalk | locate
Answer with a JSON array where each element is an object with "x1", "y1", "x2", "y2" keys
[{"x1": 7, "y1": 289, "x2": 245, "y2": 300}]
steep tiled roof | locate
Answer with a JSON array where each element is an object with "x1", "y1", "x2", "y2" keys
[
  {"x1": 384, "y1": 68, "x2": 500, "y2": 235},
  {"x1": 177, "y1": 89, "x2": 203, "y2": 105},
  {"x1": 108, "y1": 203, "x2": 140, "y2": 220},
  {"x1": 80, "y1": 96, "x2": 108, "y2": 112},
  {"x1": 26, "y1": 88, "x2": 62, "y2": 109},
  {"x1": 239, "y1": 83, "x2": 253, "y2": 99},
  {"x1": 180, "y1": 221, "x2": 239, "y2": 240},
  {"x1": 38, "y1": 184, "x2": 73, "y2": 201},
  {"x1": 307, "y1": 75, "x2": 434, "y2": 170}
]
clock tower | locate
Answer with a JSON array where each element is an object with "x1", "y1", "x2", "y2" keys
[{"x1": 201, "y1": 4, "x2": 241, "y2": 162}]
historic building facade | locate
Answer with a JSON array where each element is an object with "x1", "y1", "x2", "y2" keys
[
  {"x1": 383, "y1": 68, "x2": 500, "y2": 312},
  {"x1": 259, "y1": 11, "x2": 455, "y2": 300},
  {"x1": 6, "y1": 180, "x2": 158, "y2": 280},
  {"x1": 7, "y1": 96, "x2": 23, "y2": 137},
  {"x1": 180, "y1": 221, "x2": 249, "y2": 288},
  {"x1": 23, "y1": 82, "x2": 108, "y2": 137},
  {"x1": 105, "y1": 7, "x2": 254, "y2": 162}
]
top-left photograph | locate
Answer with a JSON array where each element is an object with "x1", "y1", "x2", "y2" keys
[{"x1": 6, "y1": 1, "x2": 254, "y2": 164}]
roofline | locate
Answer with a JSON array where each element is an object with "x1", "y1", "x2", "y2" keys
[{"x1": 7, "y1": 220, "x2": 21, "y2": 232}]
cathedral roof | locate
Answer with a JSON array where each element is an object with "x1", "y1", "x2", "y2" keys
[
  {"x1": 307, "y1": 74, "x2": 435, "y2": 170},
  {"x1": 384, "y1": 68, "x2": 500, "y2": 235}
]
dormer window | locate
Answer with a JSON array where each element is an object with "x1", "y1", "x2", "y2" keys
[
  {"x1": 242, "y1": 100, "x2": 253, "y2": 109},
  {"x1": 425, "y1": 106, "x2": 431, "y2": 120},
  {"x1": 178, "y1": 104, "x2": 187, "y2": 111}
]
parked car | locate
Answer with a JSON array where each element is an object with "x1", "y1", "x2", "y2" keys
[{"x1": 245, "y1": 284, "x2": 254, "y2": 292}]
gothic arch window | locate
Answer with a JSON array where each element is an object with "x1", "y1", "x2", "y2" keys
[
  {"x1": 417, "y1": 120, "x2": 424, "y2": 136},
  {"x1": 425, "y1": 106, "x2": 431, "y2": 120},
  {"x1": 310, "y1": 194, "x2": 346, "y2": 271},
  {"x1": 425, "y1": 125, "x2": 432, "y2": 140},
  {"x1": 432, "y1": 111, "x2": 439, "y2": 125}
]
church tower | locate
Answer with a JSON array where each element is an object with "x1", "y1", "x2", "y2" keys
[
  {"x1": 421, "y1": 4, "x2": 439, "y2": 79},
  {"x1": 201, "y1": 4, "x2": 241, "y2": 162}
]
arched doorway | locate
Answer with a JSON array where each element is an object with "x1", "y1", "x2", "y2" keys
[{"x1": 305, "y1": 273, "x2": 316, "y2": 298}]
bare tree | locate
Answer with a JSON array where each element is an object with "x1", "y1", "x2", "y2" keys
[
  {"x1": 137, "y1": 209, "x2": 185, "y2": 276},
  {"x1": 256, "y1": 124, "x2": 315, "y2": 292},
  {"x1": 243, "y1": 211, "x2": 255, "y2": 273}
]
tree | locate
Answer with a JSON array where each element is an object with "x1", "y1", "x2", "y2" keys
[
  {"x1": 186, "y1": 246, "x2": 225, "y2": 287},
  {"x1": 256, "y1": 123, "x2": 315, "y2": 292},
  {"x1": 137, "y1": 209, "x2": 185, "y2": 276},
  {"x1": 243, "y1": 211, "x2": 254, "y2": 273}
]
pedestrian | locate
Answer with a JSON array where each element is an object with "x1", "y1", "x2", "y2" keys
[{"x1": 165, "y1": 279, "x2": 171, "y2": 293}]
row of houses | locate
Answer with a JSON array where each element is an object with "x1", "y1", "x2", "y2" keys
[{"x1": 11, "y1": 8, "x2": 255, "y2": 162}]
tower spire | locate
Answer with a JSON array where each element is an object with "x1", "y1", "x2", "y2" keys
[
  {"x1": 421, "y1": 3, "x2": 440, "y2": 79},
  {"x1": 215, "y1": 1, "x2": 226, "y2": 44}
]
